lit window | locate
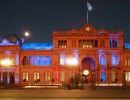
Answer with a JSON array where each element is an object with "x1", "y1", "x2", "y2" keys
[
  {"x1": 45, "y1": 56, "x2": 51, "y2": 66},
  {"x1": 39, "y1": 56, "x2": 45, "y2": 66},
  {"x1": 100, "y1": 73, "x2": 106, "y2": 83},
  {"x1": 45, "y1": 72, "x2": 51, "y2": 81},
  {"x1": 60, "y1": 71, "x2": 65, "y2": 82},
  {"x1": 111, "y1": 54, "x2": 119, "y2": 66},
  {"x1": 125, "y1": 59, "x2": 127, "y2": 65},
  {"x1": 60, "y1": 54, "x2": 65, "y2": 65},
  {"x1": 22, "y1": 73, "x2": 28, "y2": 82},
  {"x1": 109, "y1": 40, "x2": 118, "y2": 48},
  {"x1": 126, "y1": 72, "x2": 130, "y2": 81},
  {"x1": 128, "y1": 59, "x2": 130, "y2": 65},
  {"x1": 29, "y1": 56, "x2": 34, "y2": 66},
  {"x1": 34, "y1": 56, "x2": 39, "y2": 66},
  {"x1": 34, "y1": 72, "x2": 40, "y2": 81},
  {"x1": 58, "y1": 40, "x2": 67, "y2": 48},
  {"x1": 100, "y1": 57, "x2": 106, "y2": 66},
  {"x1": 125, "y1": 58, "x2": 130, "y2": 66}
]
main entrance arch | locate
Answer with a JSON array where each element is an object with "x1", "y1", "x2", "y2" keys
[
  {"x1": 81, "y1": 57, "x2": 95, "y2": 83},
  {"x1": 81, "y1": 57, "x2": 95, "y2": 70}
]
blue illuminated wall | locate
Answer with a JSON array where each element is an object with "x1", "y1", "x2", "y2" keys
[
  {"x1": 21, "y1": 43, "x2": 53, "y2": 50},
  {"x1": 124, "y1": 43, "x2": 130, "y2": 50},
  {"x1": 111, "y1": 54, "x2": 119, "y2": 66},
  {"x1": 100, "y1": 73, "x2": 106, "y2": 82}
]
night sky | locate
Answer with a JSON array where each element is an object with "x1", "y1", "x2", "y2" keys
[{"x1": 0, "y1": 0, "x2": 130, "y2": 43}]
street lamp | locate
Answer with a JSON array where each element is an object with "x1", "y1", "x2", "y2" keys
[
  {"x1": 122, "y1": 70, "x2": 126, "y2": 90},
  {"x1": 80, "y1": 70, "x2": 89, "y2": 90},
  {"x1": 92, "y1": 71, "x2": 96, "y2": 90},
  {"x1": 1, "y1": 58, "x2": 11, "y2": 89}
]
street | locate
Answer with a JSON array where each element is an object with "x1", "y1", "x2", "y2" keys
[{"x1": 0, "y1": 88, "x2": 130, "y2": 100}]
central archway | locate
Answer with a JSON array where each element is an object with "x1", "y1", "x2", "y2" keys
[
  {"x1": 81, "y1": 57, "x2": 95, "y2": 70},
  {"x1": 81, "y1": 57, "x2": 95, "y2": 83}
]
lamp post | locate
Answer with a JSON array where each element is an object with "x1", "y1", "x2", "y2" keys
[
  {"x1": 1, "y1": 58, "x2": 11, "y2": 89},
  {"x1": 92, "y1": 71, "x2": 96, "y2": 90},
  {"x1": 122, "y1": 70, "x2": 126, "y2": 90},
  {"x1": 80, "y1": 70, "x2": 89, "y2": 90}
]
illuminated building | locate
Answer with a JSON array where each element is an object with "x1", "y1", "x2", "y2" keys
[{"x1": 0, "y1": 24, "x2": 130, "y2": 87}]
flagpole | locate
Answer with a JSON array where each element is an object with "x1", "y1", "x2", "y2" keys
[
  {"x1": 87, "y1": 7, "x2": 89, "y2": 24},
  {"x1": 86, "y1": 0, "x2": 93, "y2": 24},
  {"x1": 87, "y1": 0, "x2": 88, "y2": 24}
]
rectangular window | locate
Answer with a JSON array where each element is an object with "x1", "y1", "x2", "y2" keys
[
  {"x1": 60, "y1": 71, "x2": 65, "y2": 82},
  {"x1": 60, "y1": 54, "x2": 65, "y2": 65},
  {"x1": 126, "y1": 72, "x2": 130, "y2": 81},
  {"x1": 111, "y1": 54, "x2": 119, "y2": 66},
  {"x1": 45, "y1": 56, "x2": 51, "y2": 66},
  {"x1": 125, "y1": 59, "x2": 127, "y2": 65},
  {"x1": 45, "y1": 72, "x2": 51, "y2": 81},
  {"x1": 34, "y1": 72, "x2": 40, "y2": 81},
  {"x1": 110, "y1": 40, "x2": 113, "y2": 47},
  {"x1": 128, "y1": 59, "x2": 130, "y2": 65},
  {"x1": 22, "y1": 73, "x2": 28, "y2": 82}
]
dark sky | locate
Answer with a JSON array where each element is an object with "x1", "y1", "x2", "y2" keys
[{"x1": 0, "y1": 0, "x2": 130, "y2": 43}]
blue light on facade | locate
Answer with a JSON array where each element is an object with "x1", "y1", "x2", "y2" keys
[
  {"x1": 100, "y1": 73, "x2": 106, "y2": 82},
  {"x1": 21, "y1": 43, "x2": 53, "y2": 50},
  {"x1": 124, "y1": 43, "x2": 130, "y2": 50},
  {"x1": 111, "y1": 54, "x2": 119, "y2": 66}
]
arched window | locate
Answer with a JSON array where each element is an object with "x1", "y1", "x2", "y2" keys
[
  {"x1": 86, "y1": 40, "x2": 90, "y2": 48},
  {"x1": 45, "y1": 56, "x2": 51, "y2": 66},
  {"x1": 29, "y1": 56, "x2": 34, "y2": 66},
  {"x1": 22, "y1": 56, "x2": 28, "y2": 65},
  {"x1": 83, "y1": 40, "x2": 86, "y2": 48},
  {"x1": 60, "y1": 71, "x2": 65, "y2": 82},
  {"x1": 64, "y1": 40, "x2": 67, "y2": 48},
  {"x1": 95, "y1": 40, "x2": 98, "y2": 47},
  {"x1": 114, "y1": 40, "x2": 118, "y2": 47},
  {"x1": 39, "y1": 56, "x2": 45, "y2": 66},
  {"x1": 34, "y1": 56, "x2": 39, "y2": 66},
  {"x1": 60, "y1": 54, "x2": 65, "y2": 65},
  {"x1": 79, "y1": 40, "x2": 82, "y2": 47},
  {"x1": 100, "y1": 57, "x2": 106, "y2": 66},
  {"x1": 111, "y1": 54, "x2": 119, "y2": 66}
]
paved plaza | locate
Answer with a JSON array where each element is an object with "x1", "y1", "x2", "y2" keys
[{"x1": 0, "y1": 87, "x2": 130, "y2": 100}]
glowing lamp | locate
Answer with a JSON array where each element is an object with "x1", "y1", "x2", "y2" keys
[{"x1": 83, "y1": 70, "x2": 89, "y2": 75}]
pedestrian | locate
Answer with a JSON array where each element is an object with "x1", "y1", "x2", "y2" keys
[{"x1": 67, "y1": 80, "x2": 71, "y2": 90}]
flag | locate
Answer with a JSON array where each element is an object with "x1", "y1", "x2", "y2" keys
[{"x1": 87, "y1": 2, "x2": 93, "y2": 11}]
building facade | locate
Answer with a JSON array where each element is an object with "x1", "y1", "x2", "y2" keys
[{"x1": 0, "y1": 24, "x2": 130, "y2": 87}]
